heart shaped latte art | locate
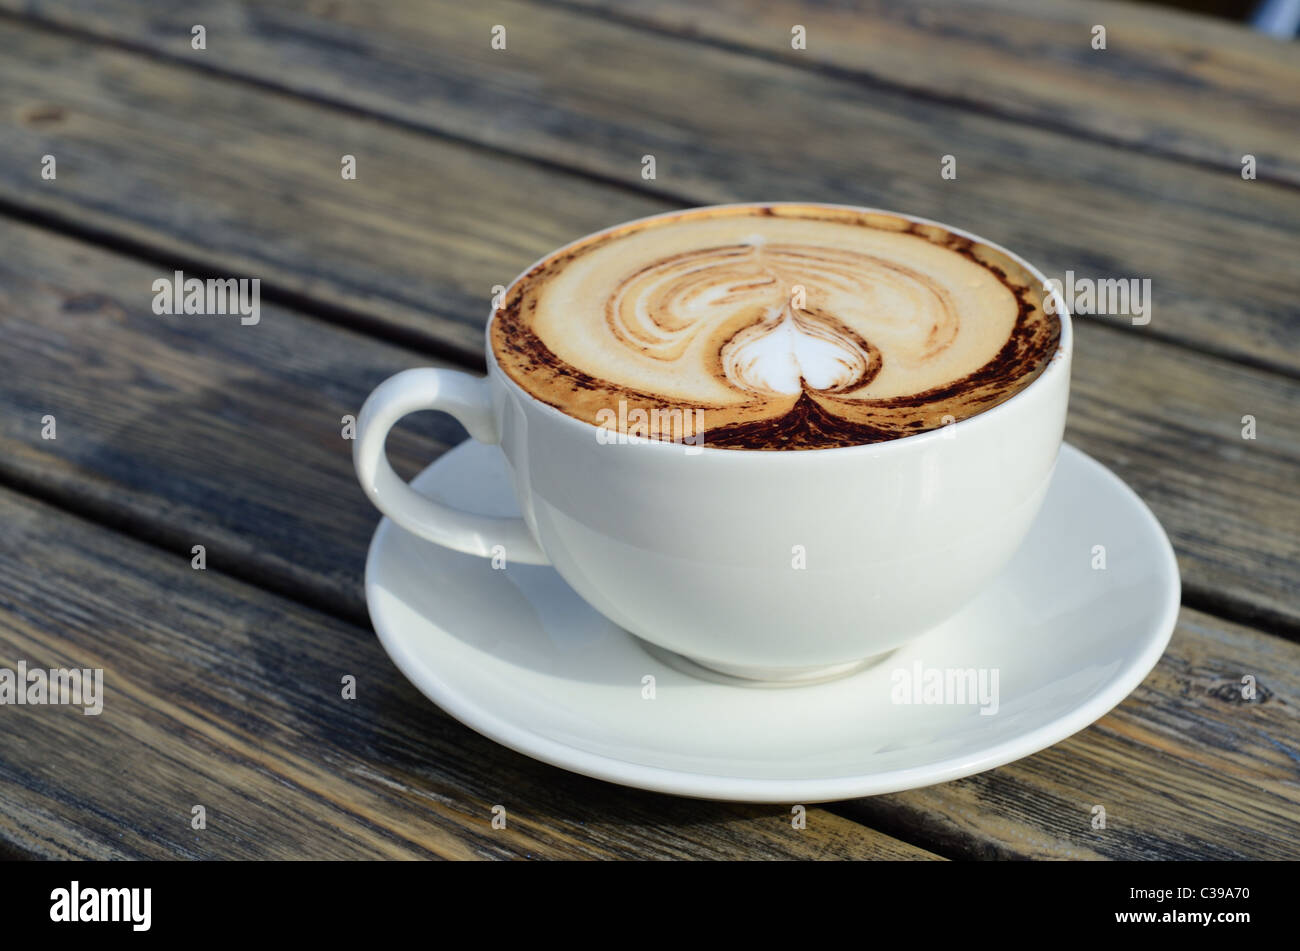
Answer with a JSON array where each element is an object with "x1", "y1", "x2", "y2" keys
[
  {"x1": 720, "y1": 306, "x2": 872, "y2": 395},
  {"x1": 492, "y1": 206, "x2": 1059, "y2": 449}
]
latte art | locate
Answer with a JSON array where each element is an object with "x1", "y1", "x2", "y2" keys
[
  {"x1": 492, "y1": 205, "x2": 1060, "y2": 450},
  {"x1": 720, "y1": 303, "x2": 875, "y2": 395},
  {"x1": 614, "y1": 241, "x2": 882, "y2": 396}
]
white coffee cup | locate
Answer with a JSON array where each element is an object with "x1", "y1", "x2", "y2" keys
[{"x1": 354, "y1": 205, "x2": 1072, "y2": 682}]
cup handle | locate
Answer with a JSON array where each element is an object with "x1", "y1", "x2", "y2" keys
[{"x1": 353, "y1": 367, "x2": 549, "y2": 565}]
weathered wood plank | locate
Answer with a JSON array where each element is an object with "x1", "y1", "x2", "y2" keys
[
  {"x1": 4, "y1": 488, "x2": 1296, "y2": 859},
  {"x1": 1066, "y1": 331, "x2": 1299, "y2": 633},
  {"x1": 0, "y1": 223, "x2": 469, "y2": 625},
  {"x1": 4, "y1": 198, "x2": 1297, "y2": 634},
  {"x1": 1, "y1": 206, "x2": 1296, "y2": 861},
  {"x1": 563, "y1": 0, "x2": 1300, "y2": 185},
  {"x1": 0, "y1": 0, "x2": 1293, "y2": 863},
  {"x1": 0, "y1": 18, "x2": 665, "y2": 357},
  {"x1": 842, "y1": 609, "x2": 1300, "y2": 859},
  {"x1": 0, "y1": 14, "x2": 1297, "y2": 371},
  {"x1": 0, "y1": 488, "x2": 936, "y2": 860}
]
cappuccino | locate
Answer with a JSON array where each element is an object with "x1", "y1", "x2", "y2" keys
[{"x1": 492, "y1": 204, "x2": 1059, "y2": 450}]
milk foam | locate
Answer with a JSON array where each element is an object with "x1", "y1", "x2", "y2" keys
[
  {"x1": 491, "y1": 205, "x2": 1059, "y2": 450},
  {"x1": 723, "y1": 308, "x2": 869, "y2": 395}
]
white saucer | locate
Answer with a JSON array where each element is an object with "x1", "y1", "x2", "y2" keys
[{"x1": 365, "y1": 441, "x2": 1179, "y2": 803}]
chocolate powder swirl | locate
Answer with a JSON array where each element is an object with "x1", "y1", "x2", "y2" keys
[{"x1": 491, "y1": 205, "x2": 1060, "y2": 450}]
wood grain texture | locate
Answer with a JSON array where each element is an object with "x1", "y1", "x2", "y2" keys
[
  {"x1": 0, "y1": 2, "x2": 1296, "y2": 861},
  {"x1": 3, "y1": 207, "x2": 1297, "y2": 635},
  {"x1": 841, "y1": 610, "x2": 1300, "y2": 859},
  {"x1": 0, "y1": 222, "x2": 1296, "y2": 859},
  {"x1": 0, "y1": 18, "x2": 665, "y2": 358},
  {"x1": 0, "y1": 12, "x2": 1298, "y2": 373},
  {"x1": 2, "y1": 489, "x2": 1296, "y2": 860},
  {"x1": 0, "y1": 488, "x2": 937, "y2": 860},
  {"x1": 0, "y1": 220, "x2": 470, "y2": 625},
  {"x1": 563, "y1": 0, "x2": 1300, "y2": 186}
]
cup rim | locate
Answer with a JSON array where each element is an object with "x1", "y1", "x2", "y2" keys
[{"x1": 483, "y1": 201, "x2": 1072, "y2": 457}]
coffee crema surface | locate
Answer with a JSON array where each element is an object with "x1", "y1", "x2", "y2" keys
[{"x1": 491, "y1": 205, "x2": 1060, "y2": 450}]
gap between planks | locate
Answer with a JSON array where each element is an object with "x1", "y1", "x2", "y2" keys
[{"x1": 0, "y1": 8, "x2": 1296, "y2": 379}]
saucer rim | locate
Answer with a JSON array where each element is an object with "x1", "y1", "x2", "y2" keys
[{"x1": 365, "y1": 442, "x2": 1181, "y2": 803}]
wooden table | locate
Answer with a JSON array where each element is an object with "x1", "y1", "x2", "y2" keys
[{"x1": 1, "y1": 0, "x2": 1297, "y2": 860}]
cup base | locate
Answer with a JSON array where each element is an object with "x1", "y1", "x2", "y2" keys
[{"x1": 633, "y1": 638, "x2": 896, "y2": 688}]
